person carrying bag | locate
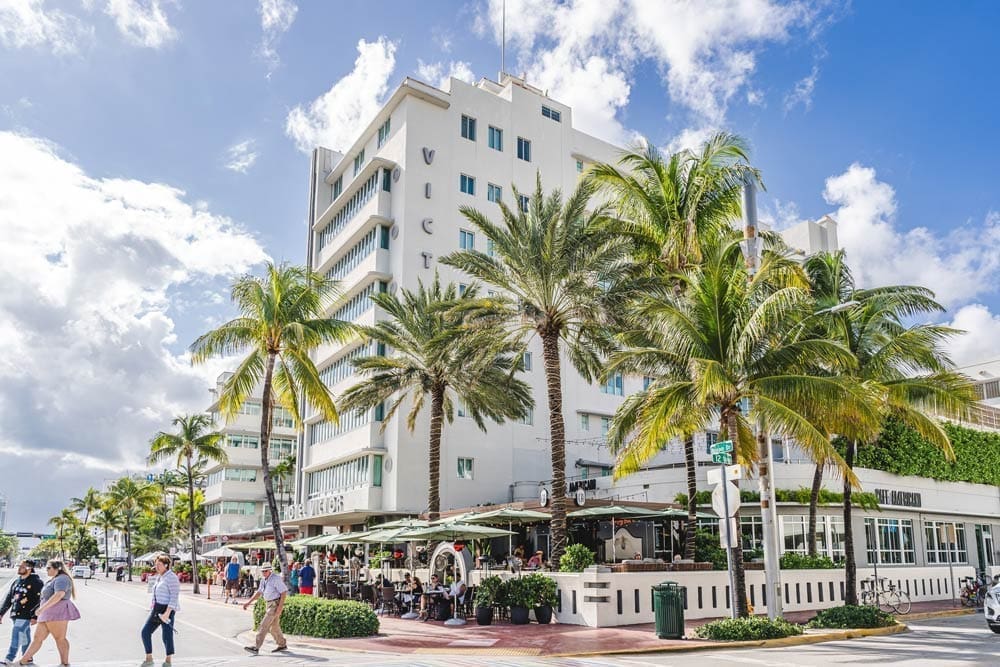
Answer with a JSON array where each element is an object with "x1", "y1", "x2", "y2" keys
[{"x1": 140, "y1": 554, "x2": 180, "y2": 667}]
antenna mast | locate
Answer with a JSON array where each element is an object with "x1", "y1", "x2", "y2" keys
[{"x1": 500, "y1": 0, "x2": 506, "y2": 79}]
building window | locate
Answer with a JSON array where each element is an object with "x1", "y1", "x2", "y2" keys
[
  {"x1": 226, "y1": 434, "x2": 259, "y2": 449},
  {"x1": 457, "y1": 399, "x2": 468, "y2": 418},
  {"x1": 741, "y1": 515, "x2": 764, "y2": 552},
  {"x1": 518, "y1": 407, "x2": 534, "y2": 425},
  {"x1": 224, "y1": 468, "x2": 258, "y2": 483},
  {"x1": 377, "y1": 117, "x2": 391, "y2": 148},
  {"x1": 600, "y1": 416, "x2": 610, "y2": 437},
  {"x1": 517, "y1": 137, "x2": 531, "y2": 162},
  {"x1": 488, "y1": 125, "x2": 503, "y2": 151},
  {"x1": 518, "y1": 194, "x2": 529, "y2": 213},
  {"x1": 980, "y1": 525, "x2": 996, "y2": 567},
  {"x1": 461, "y1": 114, "x2": 477, "y2": 141},
  {"x1": 487, "y1": 183, "x2": 502, "y2": 203},
  {"x1": 486, "y1": 239, "x2": 496, "y2": 257},
  {"x1": 704, "y1": 431, "x2": 719, "y2": 454},
  {"x1": 864, "y1": 517, "x2": 916, "y2": 565},
  {"x1": 925, "y1": 521, "x2": 968, "y2": 564},
  {"x1": 459, "y1": 229, "x2": 475, "y2": 250},
  {"x1": 353, "y1": 149, "x2": 365, "y2": 177},
  {"x1": 379, "y1": 225, "x2": 390, "y2": 249},
  {"x1": 601, "y1": 372, "x2": 624, "y2": 396},
  {"x1": 272, "y1": 406, "x2": 294, "y2": 429},
  {"x1": 576, "y1": 160, "x2": 584, "y2": 173},
  {"x1": 580, "y1": 414, "x2": 590, "y2": 431},
  {"x1": 771, "y1": 438, "x2": 785, "y2": 463},
  {"x1": 460, "y1": 173, "x2": 476, "y2": 195},
  {"x1": 643, "y1": 375, "x2": 654, "y2": 390},
  {"x1": 332, "y1": 175, "x2": 343, "y2": 200},
  {"x1": 382, "y1": 167, "x2": 392, "y2": 192},
  {"x1": 222, "y1": 501, "x2": 256, "y2": 515},
  {"x1": 306, "y1": 456, "x2": 373, "y2": 498},
  {"x1": 459, "y1": 283, "x2": 468, "y2": 296},
  {"x1": 238, "y1": 402, "x2": 262, "y2": 416},
  {"x1": 541, "y1": 105, "x2": 561, "y2": 122},
  {"x1": 372, "y1": 455, "x2": 383, "y2": 487},
  {"x1": 522, "y1": 352, "x2": 532, "y2": 371},
  {"x1": 457, "y1": 457, "x2": 475, "y2": 479}
]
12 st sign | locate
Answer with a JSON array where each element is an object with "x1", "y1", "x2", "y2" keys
[{"x1": 712, "y1": 452, "x2": 732, "y2": 464}]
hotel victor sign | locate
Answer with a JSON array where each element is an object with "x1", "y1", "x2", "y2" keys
[{"x1": 875, "y1": 488, "x2": 922, "y2": 508}]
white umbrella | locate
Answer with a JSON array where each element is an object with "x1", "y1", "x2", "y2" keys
[{"x1": 202, "y1": 546, "x2": 239, "y2": 559}]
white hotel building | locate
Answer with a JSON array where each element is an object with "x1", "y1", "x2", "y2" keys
[{"x1": 285, "y1": 73, "x2": 837, "y2": 537}]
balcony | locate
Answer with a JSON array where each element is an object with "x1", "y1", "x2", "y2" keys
[{"x1": 313, "y1": 163, "x2": 393, "y2": 269}]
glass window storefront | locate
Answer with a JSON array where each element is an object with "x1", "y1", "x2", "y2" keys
[
  {"x1": 780, "y1": 515, "x2": 846, "y2": 561},
  {"x1": 864, "y1": 517, "x2": 916, "y2": 564},
  {"x1": 924, "y1": 520, "x2": 968, "y2": 564}
]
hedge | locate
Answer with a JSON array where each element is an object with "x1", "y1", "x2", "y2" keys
[
  {"x1": 694, "y1": 616, "x2": 803, "y2": 640},
  {"x1": 807, "y1": 605, "x2": 896, "y2": 629},
  {"x1": 779, "y1": 552, "x2": 837, "y2": 569},
  {"x1": 676, "y1": 488, "x2": 878, "y2": 509},
  {"x1": 253, "y1": 596, "x2": 378, "y2": 639}
]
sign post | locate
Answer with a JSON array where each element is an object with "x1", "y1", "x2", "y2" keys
[{"x1": 708, "y1": 440, "x2": 739, "y2": 618}]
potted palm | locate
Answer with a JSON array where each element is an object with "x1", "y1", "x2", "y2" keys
[
  {"x1": 474, "y1": 575, "x2": 503, "y2": 625},
  {"x1": 505, "y1": 577, "x2": 532, "y2": 625},
  {"x1": 524, "y1": 573, "x2": 557, "y2": 624}
]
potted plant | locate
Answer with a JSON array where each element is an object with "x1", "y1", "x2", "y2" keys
[
  {"x1": 523, "y1": 573, "x2": 557, "y2": 624},
  {"x1": 504, "y1": 577, "x2": 532, "y2": 625},
  {"x1": 474, "y1": 575, "x2": 503, "y2": 625}
]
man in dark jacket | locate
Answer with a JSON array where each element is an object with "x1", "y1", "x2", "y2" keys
[{"x1": 0, "y1": 559, "x2": 43, "y2": 664}]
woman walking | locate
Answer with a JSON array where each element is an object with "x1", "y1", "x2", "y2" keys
[
  {"x1": 140, "y1": 554, "x2": 180, "y2": 667},
  {"x1": 16, "y1": 560, "x2": 80, "y2": 666}
]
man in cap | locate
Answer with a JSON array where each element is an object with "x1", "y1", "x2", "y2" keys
[
  {"x1": 0, "y1": 559, "x2": 43, "y2": 665},
  {"x1": 242, "y1": 563, "x2": 288, "y2": 654}
]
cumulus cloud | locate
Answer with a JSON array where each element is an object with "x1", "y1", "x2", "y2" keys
[
  {"x1": 945, "y1": 304, "x2": 1000, "y2": 370},
  {"x1": 224, "y1": 139, "x2": 259, "y2": 174},
  {"x1": 285, "y1": 37, "x2": 398, "y2": 153},
  {"x1": 825, "y1": 164, "x2": 1000, "y2": 309},
  {"x1": 258, "y1": 0, "x2": 297, "y2": 75},
  {"x1": 415, "y1": 59, "x2": 475, "y2": 89},
  {"x1": 0, "y1": 131, "x2": 267, "y2": 527},
  {"x1": 0, "y1": 0, "x2": 92, "y2": 54},
  {"x1": 104, "y1": 0, "x2": 177, "y2": 49}
]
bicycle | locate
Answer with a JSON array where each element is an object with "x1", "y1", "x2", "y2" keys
[
  {"x1": 959, "y1": 575, "x2": 988, "y2": 609},
  {"x1": 860, "y1": 575, "x2": 910, "y2": 614}
]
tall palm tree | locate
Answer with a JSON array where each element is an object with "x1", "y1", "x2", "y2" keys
[
  {"x1": 172, "y1": 490, "x2": 207, "y2": 536},
  {"x1": 271, "y1": 454, "x2": 296, "y2": 508},
  {"x1": 48, "y1": 509, "x2": 79, "y2": 561},
  {"x1": 69, "y1": 487, "x2": 103, "y2": 529},
  {"x1": 340, "y1": 275, "x2": 533, "y2": 521},
  {"x1": 190, "y1": 263, "x2": 353, "y2": 577},
  {"x1": 605, "y1": 237, "x2": 877, "y2": 617},
  {"x1": 93, "y1": 505, "x2": 123, "y2": 576},
  {"x1": 149, "y1": 413, "x2": 226, "y2": 594},
  {"x1": 442, "y1": 176, "x2": 625, "y2": 565},
  {"x1": 590, "y1": 132, "x2": 755, "y2": 559},
  {"x1": 801, "y1": 251, "x2": 977, "y2": 603},
  {"x1": 107, "y1": 477, "x2": 160, "y2": 581}
]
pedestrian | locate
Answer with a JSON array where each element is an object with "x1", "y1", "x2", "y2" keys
[
  {"x1": 298, "y1": 560, "x2": 315, "y2": 596},
  {"x1": 140, "y1": 554, "x2": 180, "y2": 667},
  {"x1": 224, "y1": 556, "x2": 240, "y2": 605},
  {"x1": 242, "y1": 563, "x2": 287, "y2": 655},
  {"x1": 15, "y1": 560, "x2": 80, "y2": 667},
  {"x1": 288, "y1": 562, "x2": 300, "y2": 596},
  {"x1": 0, "y1": 559, "x2": 43, "y2": 666}
]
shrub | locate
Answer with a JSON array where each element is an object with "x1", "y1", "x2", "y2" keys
[
  {"x1": 253, "y1": 596, "x2": 379, "y2": 638},
  {"x1": 779, "y1": 552, "x2": 837, "y2": 569},
  {"x1": 475, "y1": 575, "x2": 504, "y2": 608},
  {"x1": 807, "y1": 605, "x2": 896, "y2": 629},
  {"x1": 503, "y1": 576, "x2": 534, "y2": 609},
  {"x1": 559, "y1": 544, "x2": 595, "y2": 572},
  {"x1": 368, "y1": 550, "x2": 392, "y2": 569},
  {"x1": 694, "y1": 616, "x2": 803, "y2": 641},
  {"x1": 521, "y1": 573, "x2": 558, "y2": 607},
  {"x1": 694, "y1": 529, "x2": 728, "y2": 570}
]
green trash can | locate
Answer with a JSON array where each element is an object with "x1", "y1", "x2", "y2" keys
[{"x1": 652, "y1": 581, "x2": 685, "y2": 639}]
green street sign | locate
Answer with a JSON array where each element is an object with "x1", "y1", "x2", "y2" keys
[
  {"x1": 40, "y1": 534, "x2": 56, "y2": 540},
  {"x1": 712, "y1": 452, "x2": 732, "y2": 464},
  {"x1": 710, "y1": 440, "x2": 734, "y2": 455}
]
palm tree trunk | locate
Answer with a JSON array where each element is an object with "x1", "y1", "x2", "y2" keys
[
  {"x1": 843, "y1": 440, "x2": 858, "y2": 605},
  {"x1": 724, "y1": 406, "x2": 749, "y2": 617},
  {"x1": 104, "y1": 526, "x2": 110, "y2": 577},
  {"x1": 541, "y1": 331, "x2": 568, "y2": 567},
  {"x1": 259, "y1": 352, "x2": 289, "y2": 580},
  {"x1": 187, "y1": 454, "x2": 200, "y2": 594},
  {"x1": 807, "y1": 462, "x2": 823, "y2": 557},
  {"x1": 427, "y1": 384, "x2": 445, "y2": 522},
  {"x1": 683, "y1": 435, "x2": 697, "y2": 560}
]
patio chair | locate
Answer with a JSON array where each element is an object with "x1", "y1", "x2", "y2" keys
[{"x1": 378, "y1": 584, "x2": 401, "y2": 616}]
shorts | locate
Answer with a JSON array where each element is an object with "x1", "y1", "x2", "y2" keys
[
  {"x1": 226, "y1": 579, "x2": 239, "y2": 591},
  {"x1": 299, "y1": 585, "x2": 313, "y2": 595}
]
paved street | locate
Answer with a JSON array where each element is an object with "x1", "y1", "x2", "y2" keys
[{"x1": 3, "y1": 568, "x2": 999, "y2": 666}]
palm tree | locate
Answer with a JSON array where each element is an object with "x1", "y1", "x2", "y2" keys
[
  {"x1": 93, "y1": 505, "x2": 123, "y2": 576},
  {"x1": 172, "y1": 490, "x2": 207, "y2": 536},
  {"x1": 442, "y1": 176, "x2": 625, "y2": 565},
  {"x1": 340, "y1": 275, "x2": 533, "y2": 521},
  {"x1": 605, "y1": 237, "x2": 877, "y2": 617},
  {"x1": 801, "y1": 251, "x2": 977, "y2": 603},
  {"x1": 107, "y1": 477, "x2": 160, "y2": 581},
  {"x1": 190, "y1": 263, "x2": 353, "y2": 577},
  {"x1": 48, "y1": 509, "x2": 79, "y2": 561},
  {"x1": 271, "y1": 454, "x2": 296, "y2": 509},
  {"x1": 69, "y1": 487, "x2": 103, "y2": 529},
  {"x1": 149, "y1": 413, "x2": 226, "y2": 594},
  {"x1": 590, "y1": 132, "x2": 754, "y2": 559}
]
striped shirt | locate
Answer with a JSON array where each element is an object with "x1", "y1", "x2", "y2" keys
[
  {"x1": 151, "y1": 571, "x2": 181, "y2": 611},
  {"x1": 257, "y1": 573, "x2": 288, "y2": 601}
]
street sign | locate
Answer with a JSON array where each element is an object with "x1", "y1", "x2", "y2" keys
[
  {"x1": 711, "y1": 482, "x2": 741, "y2": 518},
  {"x1": 15, "y1": 531, "x2": 33, "y2": 538},
  {"x1": 40, "y1": 534, "x2": 56, "y2": 540},
  {"x1": 719, "y1": 518, "x2": 739, "y2": 548},
  {"x1": 709, "y1": 440, "x2": 734, "y2": 455},
  {"x1": 707, "y1": 465, "x2": 743, "y2": 486},
  {"x1": 711, "y1": 452, "x2": 732, "y2": 464}
]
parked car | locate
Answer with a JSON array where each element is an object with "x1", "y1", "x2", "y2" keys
[{"x1": 71, "y1": 564, "x2": 93, "y2": 579}]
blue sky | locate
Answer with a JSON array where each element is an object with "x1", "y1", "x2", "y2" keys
[{"x1": 1, "y1": 0, "x2": 998, "y2": 528}]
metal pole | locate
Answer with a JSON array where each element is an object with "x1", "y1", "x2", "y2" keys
[
  {"x1": 721, "y1": 465, "x2": 737, "y2": 619},
  {"x1": 500, "y1": 0, "x2": 506, "y2": 78}
]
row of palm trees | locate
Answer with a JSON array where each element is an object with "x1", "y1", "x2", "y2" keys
[{"x1": 187, "y1": 132, "x2": 974, "y2": 617}]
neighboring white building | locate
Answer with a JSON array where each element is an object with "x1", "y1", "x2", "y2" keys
[
  {"x1": 286, "y1": 73, "x2": 839, "y2": 536},
  {"x1": 0, "y1": 493, "x2": 7, "y2": 531},
  {"x1": 202, "y1": 372, "x2": 299, "y2": 547}
]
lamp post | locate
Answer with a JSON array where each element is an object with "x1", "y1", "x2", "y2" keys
[{"x1": 740, "y1": 174, "x2": 783, "y2": 620}]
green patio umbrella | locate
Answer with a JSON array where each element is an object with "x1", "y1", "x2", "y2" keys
[
  {"x1": 567, "y1": 505, "x2": 661, "y2": 563},
  {"x1": 325, "y1": 530, "x2": 373, "y2": 544},
  {"x1": 430, "y1": 511, "x2": 481, "y2": 525},
  {"x1": 459, "y1": 507, "x2": 551, "y2": 557},
  {"x1": 368, "y1": 517, "x2": 430, "y2": 530},
  {"x1": 398, "y1": 523, "x2": 515, "y2": 542},
  {"x1": 644, "y1": 507, "x2": 717, "y2": 520}
]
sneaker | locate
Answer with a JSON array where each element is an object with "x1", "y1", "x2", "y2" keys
[
  {"x1": 244, "y1": 646, "x2": 259, "y2": 655},
  {"x1": 271, "y1": 646, "x2": 288, "y2": 653},
  {"x1": 139, "y1": 661, "x2": 154, "y2": 667}
]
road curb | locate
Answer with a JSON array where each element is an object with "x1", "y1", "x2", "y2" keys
[{"x1": 902, "y1": 608, "x2": 976, "y2": 621}]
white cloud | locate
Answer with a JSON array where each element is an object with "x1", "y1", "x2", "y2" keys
[
  {"x1": 104, "y1": 0, "x2": 176, "y2": 49},
  {"x1": 0, "y1": 131, "x2": 267, "y2": 526},
  {"x1": 224, "y1": 139, "x2": 259, "y2": 174},
  {"x1": 0, "y1": 0, "x2": 92, "y2": 54},
  {"x1": 784, "y1": 64, "x2": 819, "y2": 113},
  {"x1": 258, "y1": 0, "x2": 297, "y2": 75},
  {"x1": 945, "y1": 304, "x2": 1000, "y2": 370},
  {"x1": 285, "y1": 37, "x2": 397, "y2": 153},
  {"x1": 824, "y1": 164, "x2": 1000, "y2": 309},
  {"x1": 416, "y1": 59, "x2": 475, "y2": 90}
]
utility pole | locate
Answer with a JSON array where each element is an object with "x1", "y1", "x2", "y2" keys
[{"x1": 741, "y1": 174, "x2": 784, "y2": 619}]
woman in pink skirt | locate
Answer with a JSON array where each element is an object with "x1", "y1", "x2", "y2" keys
[{"x1": 16, "y1": 560, "x2": 80, "y2": 666}]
